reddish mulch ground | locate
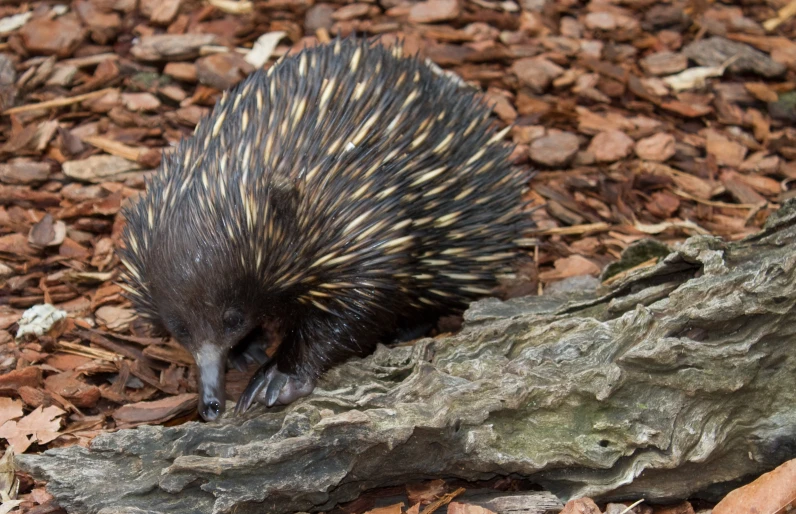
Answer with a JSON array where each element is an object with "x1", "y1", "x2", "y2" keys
[{"x1": 1, "y1": 0, "x2": 795, "y2": 512}]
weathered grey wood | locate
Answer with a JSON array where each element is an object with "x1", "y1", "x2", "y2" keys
[
  {"x1": 17, "y1": 201, "x2": 796, "y2": 514},
  {"x1": 462, "y1": 491, "x2": 564, "y2": 513}
]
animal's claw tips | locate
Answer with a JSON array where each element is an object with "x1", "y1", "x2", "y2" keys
[
  {"x1": 264, "y1": 372, "x2": 288, "y2": 407},
  {"x1": 233, "y1": 365, "x2": 270, "y2": 416},
  {"x1": 233, "y1": 362, "x2": 316, "y2": 414}
]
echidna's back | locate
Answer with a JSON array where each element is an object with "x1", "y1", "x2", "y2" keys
[{"x1": 171, "y1": 37, "x2": 530, "y2": 313}]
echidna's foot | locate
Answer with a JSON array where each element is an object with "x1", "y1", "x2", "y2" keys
[
  {"x1": 227, "y1": 341, "x2": 269, "y2": 372},
  {"x1": 393, "y1": 321, "x2": 434, "y2": 343},
  {"x1": 227, "y1": 328, "x2": 270, "y2": 372},
  {"x1": 234, "y1": 362, "x2": 315, "y2": 415}
]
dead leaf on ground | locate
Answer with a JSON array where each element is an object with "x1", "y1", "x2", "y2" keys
[
  {"x1": 713, "y1": 458, "x2": 796, "y2": 514},
  {"x1": 407, "y1": 479, "x2": 447, "y2": 505},
  {"x1": 0, "y1": 405, "x2": 65, "y2": 453},
  {"x1": 539, "y1": 256, "x2": 601, "y2": 282},
  {"x1": 112, "y1": 393, "x2": 197, "y2": 426}
]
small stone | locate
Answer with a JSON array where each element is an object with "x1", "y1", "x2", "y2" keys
[
  {"x1": 635, "y1": 133, "x2": 676, "y2": 161},
  {"x1": 305, "y1": 4, "x2": 335, "y2": 32},
  {"x1": 587, "y1": 130, "x2": 634, "y2": 162},
  {"x1": 121, "y1": 92, "x2": 161, "y2": 112},
  {"x1": 639, "y1": 51, "x2": 687, "y2": 76},
  {"x1": 408, "y1": 0, "x2": 461, "y2": 24},
  {"x1": 530, "y1": 132, "x2": 580, "y2": 167},
  {"x1": 706, "y1": 130, "x2": 747, "y2": 167},
  {"x1": 20, "y1": 14, "x2": 85, "y2": 57},
  {"x1": 196, "y1": 52, "x2": 255, "y2": 91},
  {"x1": 332, "y1": 3, "x2": 371, "y2": 20},
  {"x1": 511, "y1": 57, "x2": 564, "y2": 93}
]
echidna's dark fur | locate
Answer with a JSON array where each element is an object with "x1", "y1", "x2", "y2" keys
[{"x1": 118, "y1": 36, "x2": 533, "y2": 421}]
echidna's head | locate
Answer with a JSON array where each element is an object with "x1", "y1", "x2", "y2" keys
[{"x1": 117, "y1": 151, "x2": 277, "y2": 421}]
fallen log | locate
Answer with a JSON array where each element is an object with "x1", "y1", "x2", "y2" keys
[{"x1": 17, "y1": 201, "x2": 796, "y2": 514}]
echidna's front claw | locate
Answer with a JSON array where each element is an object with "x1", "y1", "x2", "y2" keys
[
  {"x1": 234, "y1": 364, "x2": 270, "y2": 415},
  {"x1": 234, "y1": 362, "x2": 315, "y2": 416},
  {"x1": 262, "y1": 371, "x2": 288, "y2": 407}
]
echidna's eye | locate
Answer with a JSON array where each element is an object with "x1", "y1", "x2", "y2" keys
[{"x1": 222, "y1": 309, "x2": 245, "y2": 332}]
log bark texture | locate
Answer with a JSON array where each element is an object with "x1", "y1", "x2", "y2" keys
[{"x1": 17, "y1": 202, "x2": 796, "y2": 514}]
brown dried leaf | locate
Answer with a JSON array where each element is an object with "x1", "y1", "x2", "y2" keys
[
  {"x1": 407, "y1": 479, "x2": 447, "y2": 505},
  {"x1": 635, "y1": 133, "x2": 676, "y2": 162},
  {"x1": 660, "y1": 100, "x2": 713, "y2": 118},
  {"x1": 112, "y1": 393, "x2": 197, "y2": 425},
  {"x1": 95, "y1": 305, "x2": 137, "y2": 333},
  {"x1": 43, "y1": 372, "x2": 101, "y2": 408},
  {"x1": 0, "y1": 405, "x2": 65, "y2": 453},
  {"x1": 745, "y1": 82, "x2": 779, "y2": 103},
  {"x1": 0, "y1": 398, "x2": 23, "y2": 427},
  {"x1": 0, "y1": 367, "x2": 43, "y2": 396},
  {"x1": 707, "y1": 130, "x2": 748, "y2": 167},
  {"x1": 539, "y1": 256, "x2": 601, "y2": 282},
  {"x1": 714, "y1": 458, "x2": 796, "y2": 514}
]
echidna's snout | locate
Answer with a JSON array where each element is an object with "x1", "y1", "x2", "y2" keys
[
  {"x1": 194, "y1": 343, "x2": 228, "y2": 421},
  {"x1": 200, "y1": 396, "x2": 222, "y2": 421}
]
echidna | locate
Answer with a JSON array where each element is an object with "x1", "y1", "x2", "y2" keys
[{"x1": 118, "y1": 36, "x2": 533, "y2": 421}]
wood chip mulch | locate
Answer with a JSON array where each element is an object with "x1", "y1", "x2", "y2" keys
[{"x1": 1, "y1": 0, "x2": 795, "y2": 511}]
